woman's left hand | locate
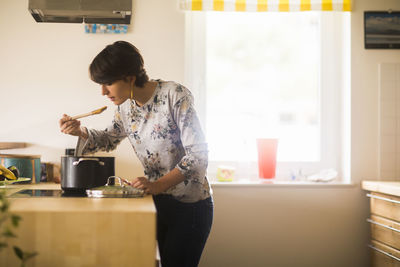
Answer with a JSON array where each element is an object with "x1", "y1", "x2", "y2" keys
[{"x1": 131, "y1": 177, "x2": 163, "y2": 195}]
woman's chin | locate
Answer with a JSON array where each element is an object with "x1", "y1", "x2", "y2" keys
[
  {"x1": 113, "y1": 98, "x2": 129, "y2": 105},
  {"x1": 111, "y1": 100, "x2": 119, "y2": 105}
]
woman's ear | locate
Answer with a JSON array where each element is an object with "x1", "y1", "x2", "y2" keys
[{"x1": 129, "y1": 76, "x2": 136, "y2": 86}]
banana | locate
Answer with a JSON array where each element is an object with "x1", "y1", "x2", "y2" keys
[
  {"x1": 7, "y1": 166, "x2": 19, "y2": 178},
  {"x1": 0, "y1": 165, "x2": 17, "y2": 180}
]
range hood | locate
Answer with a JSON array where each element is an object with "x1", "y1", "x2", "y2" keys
[{"x1": 28, "y1": 0, "x2": 132, "y2": 24}]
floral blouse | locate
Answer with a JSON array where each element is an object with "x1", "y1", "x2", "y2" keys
[{"x1": 76, "y1": 80, "x2": 211, "y2": 203}]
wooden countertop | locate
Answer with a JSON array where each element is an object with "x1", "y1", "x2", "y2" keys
[
  {"x1": 5, "y1": 182, "x2": 156, "y2": 213},
  {"x1": 362, "y1": 180, "x2": 400, "y2": 197},
  {"x1": 0, "y1": 182, "x2": 157, "y2": 267}
]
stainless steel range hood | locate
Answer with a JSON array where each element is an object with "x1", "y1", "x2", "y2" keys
[{"x1": 28, "y1": 0, "x2": 132, "y2": 24}]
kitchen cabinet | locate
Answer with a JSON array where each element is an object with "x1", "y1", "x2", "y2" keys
[
  {"x1": 0, "y1": 183, "x2": 156, "y2": 267},
  {"x1": 362, "y1": 181, "x2": 400, "y2": 267}
]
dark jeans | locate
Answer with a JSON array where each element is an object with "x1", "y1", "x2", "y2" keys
[{"x1": 152, "y1": 194, "x2": 214, "y2": 267}]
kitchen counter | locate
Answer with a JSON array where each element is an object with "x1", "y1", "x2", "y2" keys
[
  {"x1": 361, "y1": 180, "x2": 400, "y2": 197},
  {"x1": 362, "y1": 180, "x2": 400, "y2": 266},
  {"x1": 0, "y1": 183, "x2": 156, "y2": 267}
]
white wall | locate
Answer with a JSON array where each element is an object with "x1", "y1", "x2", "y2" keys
[
  {"x1": 351, "y1": 0, "x2": 400, "y2": 183},
  {"x1": 0, "y1": 0, "x2": 185, "y2": 179},
  {"x1": 204, "y1": 184, "x2": 368, "y2": 267},
  {"x1": 1, "y1": 0, "x2": 399, "y2": 266}
]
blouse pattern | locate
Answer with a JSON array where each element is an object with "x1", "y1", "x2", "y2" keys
[{"x1": 76, "y1": 80, "x2": 211, "y2": 203}]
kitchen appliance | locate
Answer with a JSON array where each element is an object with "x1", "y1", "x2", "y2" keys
[
  {"x1": 0, "y1": 154, "x2": 41, "y2": 183},
  {"x1": 61, "y1": 156, "x2": 115, "y2": 194},
  {"x1": 9, "y1": 177, "x2": 144, "y2": 198},
  {"x1": 28, "y1": 0, "x2": 132, "y2": 24},
  {"x1": 8, "y1": 189, "x2": 84, "y2": 198}
]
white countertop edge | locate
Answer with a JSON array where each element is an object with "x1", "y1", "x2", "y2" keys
[
  {"x1": 362, "y1": 180, "x2": 400, "y2": 197},
  {"x1": 210, "y1": 180, "x2": 356, "y2": 187}
]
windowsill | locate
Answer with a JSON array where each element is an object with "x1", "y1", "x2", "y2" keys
[{"x1": 210, "y1": 179, "x2": 355, "y2": 187}]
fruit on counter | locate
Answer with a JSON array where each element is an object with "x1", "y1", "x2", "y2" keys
[
  {"x1": 0, "y1": 165, "x2": 18, "y2": 180},
  {"x1": 7, "y1": 165, "x2": 20, "y2": 178}
]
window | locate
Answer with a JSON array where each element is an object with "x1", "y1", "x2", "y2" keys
[{"x1": 185, "y1": 11, "x2": 350, "y2": 182}]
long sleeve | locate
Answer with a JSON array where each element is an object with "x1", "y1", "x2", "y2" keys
[
  {"x1": 173, "y1": 93, "x2": 208, "y2": 184},
  {"x1": 76, "y1": 109, "x2": 126, "y2": 156}
]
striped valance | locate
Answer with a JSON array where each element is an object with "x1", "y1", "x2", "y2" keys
[{"x1": 180, "y1": 0, "x2": 351, "y2": 12}]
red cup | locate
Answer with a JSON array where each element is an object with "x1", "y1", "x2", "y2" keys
[{"x1": 256, "y1": 138, "x2": 278, "y2": 179}]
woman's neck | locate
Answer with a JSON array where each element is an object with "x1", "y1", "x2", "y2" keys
[{"x1": 132, "y1": 81, "x2": 157, "y2": 107}]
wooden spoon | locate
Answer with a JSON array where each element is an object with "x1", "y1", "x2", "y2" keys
[{"x1": 71, "y1": 106, "x2": 107, "y2": 120}]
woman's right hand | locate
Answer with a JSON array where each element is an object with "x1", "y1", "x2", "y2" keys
[{"x1": 59, "y1": 114, "x2": 88, "y2": 139}]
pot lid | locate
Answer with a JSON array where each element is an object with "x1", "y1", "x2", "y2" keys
[{"x1": 86, "y1": 176, "x2": 144, "y2": 198}]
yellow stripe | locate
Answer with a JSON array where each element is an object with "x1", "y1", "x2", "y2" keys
[
  {"x1": 192, "y1": 0, "x2": 202, "y2": 10},
  {"x1": 257, "y1": 0, "x2": 268, "y2": 11},
  {"x1": 235, "y1": 0, "x2": 246, "y2": 11},
  {"x1": 343, "y1": 0, "x2": 351, "y2": 11},
  {"x1": 214, "y1": 0, "x2": 224, "y2": 10},
  {"x1": 279, "y1": 0, "x2": 289, "y2": 11},
  {"x1": 300, "y1": 0, "x2": 311, "y2": 11},
  {"x1": 321, "y1": 0, "x2": 333, "y2": 11},
  {"x1": 180, "y1": 0, "x2": 351, "y2": 12}
]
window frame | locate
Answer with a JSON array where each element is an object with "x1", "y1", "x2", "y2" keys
[{"x1": 184, "y1": 11, "x2": 351, "y2": 182}]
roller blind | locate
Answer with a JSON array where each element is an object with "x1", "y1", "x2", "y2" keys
[{"x1": 180, "y1": 0, "x2": 351, "y2": 11}]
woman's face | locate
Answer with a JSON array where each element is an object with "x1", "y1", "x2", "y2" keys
[{"x1": 101, "y1": 78, "x2": 133, "y2": 105}]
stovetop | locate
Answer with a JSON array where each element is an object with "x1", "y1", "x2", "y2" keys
[{"x1": 9, "y1": 189, "x2": 87, "y2": 198}]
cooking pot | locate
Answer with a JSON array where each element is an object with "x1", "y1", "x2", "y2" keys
[{"x1": 61, "y1": 156, "x2": 115, "y2": 194}]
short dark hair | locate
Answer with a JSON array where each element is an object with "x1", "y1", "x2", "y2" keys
[{"x1": 89, "y1": 41, "x2": 149, "y2": 87}]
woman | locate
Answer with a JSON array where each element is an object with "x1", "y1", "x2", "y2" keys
[{"x1": 59, "y1": 41, "x2": 213, "y2": 267}]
